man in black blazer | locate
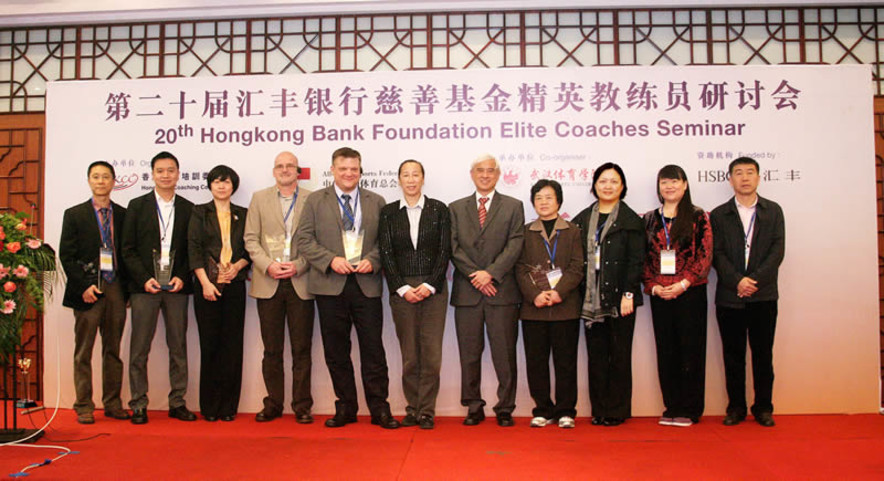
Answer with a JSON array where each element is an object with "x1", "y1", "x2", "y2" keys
[
  {"x1": 710, "y1": 157, "x2": 785, "y2": 428},
  {"x1": 121, "y1": 151, "x2": 196, "y2": 424},
  {"x1": 295, "y1": 147, "x2": 399, "y2": 429},
  {"x1": 449, "y1": 154, "x2": 524, "y2": 427},
  {"x1": 59, "y1": 161, "x2": 130, "y2": 425}
]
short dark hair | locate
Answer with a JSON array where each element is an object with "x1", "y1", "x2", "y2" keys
[
  {"x1": 398, "y1": 159, "x2": 424, "y2": 177},
  {"x1": 151, "y1": 151, "x2": 179, "y2": 169},
  {"x1": 728, "y1": 156, "x2": 760, "y2": 174},
  {"x1": 530, "y1": 179, "x2": 563, "y2": 206},
  {"x1": 590, "y1": 162, "x2": 628, "y2": 199},
  {"x1": 332, "y1": 147, "x2": 361, "y2": 165},
  {"x1": 87, "y1": 161, "x2": 115, "y2": 179},
  {"x1": 206, "y1": 164, "x2": 240, "y2": 193}
]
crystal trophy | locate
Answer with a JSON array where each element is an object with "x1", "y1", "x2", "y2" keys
[
  {"x1": 152, "y1": 248, "x2": 175, "y2": 290},
  {"x1": 342, "y1": 229, "x2": 364, "y2": 266}
]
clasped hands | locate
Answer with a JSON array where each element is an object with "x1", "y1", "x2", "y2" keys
[
  {"x1": 533, "y1": 289, "x2": 563, "y2": 308},
  {"x1": 403, "y1": 284, "x2": 433, "y2": 304},
  {"x1": 470, "y1": 270, "x2": 497, "y2": 297},
  {"x1": 330, "y1": 256, "x2": 373, "y2": 275}
]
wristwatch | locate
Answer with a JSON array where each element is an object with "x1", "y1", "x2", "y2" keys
[{"x1": 623, "y1": 292, "x2": 634, "y2": 300}]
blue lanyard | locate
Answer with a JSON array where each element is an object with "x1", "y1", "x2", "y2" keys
[
  {"x1": 595, "y1": 220, "x2": 606, "y2": 244},
  {"x1": 542, "y1": 234, "x2": 559, "y2": 267},
  {"x1": 336, "y1": 190, "x2": 359, "y2": 230},
  {"x1": 92, "y1": 202, "x2": 113, "y2": 248},
  {"x1": 282, "y1": 187, "x2": 299, "y2": 235},
  {"x1": 744, "y1": 210, "x2": 757, "y2": 249},
  {"x1": 156, "y1": 199, "x2": 174, "y2": 242},
  {"x1": 660, "y1": 208, "x2": 673, "y2": 250}
]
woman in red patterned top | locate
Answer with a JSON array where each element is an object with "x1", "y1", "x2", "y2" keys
[{"x1": 642, "y1": 164, "x2": 712, "y2": 428}]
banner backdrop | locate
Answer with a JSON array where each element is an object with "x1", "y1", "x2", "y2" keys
[{"x1": 45, "y1": 65, "x2": 878, "y2": 416}]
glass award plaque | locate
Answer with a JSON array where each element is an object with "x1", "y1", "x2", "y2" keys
[
  {"x1": 342, "y1": 229, "x2": 364, "y2": 266},
  {"x1": 266, "y1": 234, "x2": 289, "y2": 263},
  {"x1": 153, "y1": 248, "x2": 175, "y2": 290}
]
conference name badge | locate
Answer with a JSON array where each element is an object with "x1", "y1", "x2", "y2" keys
[
  {"x1": 660, "y1": 249, "x2": 676, "y2": 275},
  {"x1": 594, "y1": 245, "x2": 601, "y2": 270},
  {"x1": 99, "y1": 247, "x2": 114, "y2": 272},
  {"x1": 342, "y1": 229, "x2": 364, "y2": 265},
  {"x1": 546, "y1": 268, "x2": 563, "y2": 289}
]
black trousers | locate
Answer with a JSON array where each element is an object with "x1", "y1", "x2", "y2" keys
[
  {"x1": 522, "y1": 319, "x2": 580, "y2": 419},
  {"x1": 193, "y1": 280, "x2": 246, "y2": 418},
  {"x1": 650, "y1": 284, "x2": 707, "y2": 419},
  {"x1": 315, "y1": 275, "x2": 391, "y2": 418},
  {"x1": 256, "y1": 281, "x2": 315, "y2": 415},
  {"x1": 716, "y1": 301, "x2": 778, "y2": 416},
  {"x1": 586, "y1": 313, "x2": 636, "y2": 419}
]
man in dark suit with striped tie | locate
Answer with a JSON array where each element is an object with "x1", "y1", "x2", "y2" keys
[{"x1": 448, "y1": 154, "x2": 525, "y2": 427}]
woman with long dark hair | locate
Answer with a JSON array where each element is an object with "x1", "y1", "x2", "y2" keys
[
  {"x1": 642, "y1": 164, "x2": 712, "y2": 428},
  {"x1": 572, "y1": 163, "x2": 644, "y2": 427}
]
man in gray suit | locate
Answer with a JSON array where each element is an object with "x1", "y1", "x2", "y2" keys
[
  {"x1": 449, "y1": 153, "x2": 525, "y2": 427},
  {"x1": 295, "y1": 147, "x2": 399, "y2": 429},
  {"x1": 244, "y1": 151, "x2": 315, "y2": 424}
]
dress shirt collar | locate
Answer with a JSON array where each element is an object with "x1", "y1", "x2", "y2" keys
[
  {"x1": 399, "y1": 195, "x2": 426, "y2": 210},
  {"x1": 154, "y1": 190, "x2": 176, "y2": 207}
]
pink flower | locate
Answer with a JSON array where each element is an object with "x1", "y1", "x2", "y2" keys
[
  {"x1": 0, "y1": 264, "x2": 7, "y2": 280},
  {"x1": 0, "y1": 230, "x2": 5, "y2": 240},
  {"x1": 15, "y1": 222, "x2": 26, "y2": 231},
  {"x1": 1, "y1": 299, "x2": 15, "y2": 314},
  {"x1": 13, "y1": 265, "x2": 28, "y2": 278},
  {"x1": 6, "y1": 242, "x2": 20, "y2": 253},
  {"x1": 4, "y1": 281, "x2": 16, "y2": 293},
  {"x1": 26, "y1": 238, "x2": 41, "y2": 249}
]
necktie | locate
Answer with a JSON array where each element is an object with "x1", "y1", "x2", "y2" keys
[
  {"x1": 478, "y1": 197, "x2": 489, "y2": 228},
  {"x1": 341, "y1": 194, "x2": 354, "y2": 231},
  {"x1": 99, "y1": 208, "x2": 115, "y2": 283}
]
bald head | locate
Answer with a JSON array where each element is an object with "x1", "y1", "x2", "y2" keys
[{"x1": 273, "y1": 151, "x2": 301, "y2": 188}]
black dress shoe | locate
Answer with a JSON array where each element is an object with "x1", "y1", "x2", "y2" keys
[
  {"x1": 401, "y1": 413, "x2": 419, "y2": 427},
  {"x1": 419, "y1": 414, "x2": 435, "y2": 430},
  {"x1": 131, "y1": 409, "x2": 148, "y2": 425},
  {"x1": 591, "y1": 417, "x2": 604, "y2": 426},
  {"x1": 496, "y1": 412, "x2": 515, "y2": 427},
  {"x1": 104, "y1": 408, "x2": 131, "y2": 420},
  {"x1": 221, "y1": 415, "x2": 235, "y2": 422},
  {"x1": 169, "y1": 405, "x2": 197, "y2": 421},
  {"x1": 255, "y1": 411, "x2": 281, "y2": 422},
  {"x1": 295, "y1": 413, "x2": 314, "y2": 424},
  {"x1": 204, "y1": 415, "x2": 218, "y2": 422},
  {"x1": 755, "y1": 412, "x2": 775, "y2": 427},
  {"x1": 723, "y1": 413, "x2": 746, "y2": 426},
  {"x1": 603, "y1": 417, "x2": 624, "y2": 427},
  {"x1": 324, "y1": 413, "x2": 357, "y2": 428},
  {"x1": 463, "y1": 411, "x2": 485, "y2": 426},
  {"x1": 371, "y1": 413, "x2": 401, "y2": 429}
]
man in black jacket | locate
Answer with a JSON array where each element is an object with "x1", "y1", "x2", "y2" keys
[
  {"x1": 121, "y1": 151, "x2": 195, "y2": 424},
  {"x1": 710, "y1": 157, "x2": 785, "y2": 427},
  {"x1": 59, "y1": 161, "x2": 130, "y2": 424}
]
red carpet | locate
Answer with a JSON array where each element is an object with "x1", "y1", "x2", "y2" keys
[{"x1": 2, "y1": 409, "x2": 883, "y2": 480}]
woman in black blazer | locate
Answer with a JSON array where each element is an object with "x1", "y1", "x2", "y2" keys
[
  {"x1": 572, "y1": 163, "x2": 645, "y2": 427},
  {"x1": 187, "y1": 165, "x2": 250, "y2": 422},
  {"x1": 378, "y1": 159, "x2": 451, "y2": 430}
]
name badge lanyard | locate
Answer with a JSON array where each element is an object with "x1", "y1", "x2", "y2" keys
[
  {"x1": 156, "y1": 201, "x2": 174, "y2": 265},
  {"x1": 744, "y1": 210, "x2": 757, "y2": 270},
  {"x1": 661, "y1": 209, "x2": 672, "y2": 250},
  {"x1": 336, "y1": 190, "x2": 360, "y2": 231},
  {"x1": 542, "y1": 234, "x2": 559, "y2": 270},
  {"x1": 93, "y1": 206, "x2": 113, "y2": 249},
  {"x1": 282, "y1": 187, "x2": 299, "y2": 238},
  {"x1": 593, "y1": 220, "x2": 606, "y2": 270},
  {"x1": 94, "y1": 205, "x2": 115, "y2": 274}
]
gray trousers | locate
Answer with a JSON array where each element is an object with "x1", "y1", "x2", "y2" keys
[
  {"x1": 72, "y1": 280, "x2": 127, "y2": 414},
  {"x1": 389, "y1": 277, "x2": 448, "y2": 417},
  {"x1": 128, "y1": 291, "x2": 190, "y2": 410},
  {"x1": 454, "y1": 300, "x2": 519, "y2": 415}
]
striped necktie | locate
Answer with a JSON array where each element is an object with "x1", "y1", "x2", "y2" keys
[{"x1": 478, "y1": 197, "x2": 489, "y2": 228}]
